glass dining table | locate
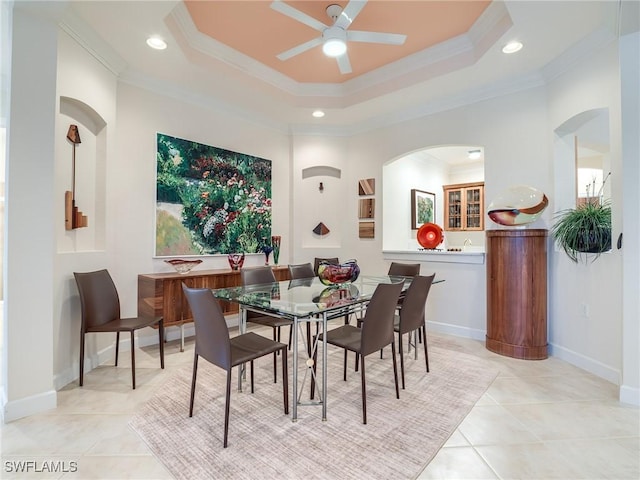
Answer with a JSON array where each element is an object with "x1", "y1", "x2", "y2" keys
[{"x1": 211, "y1": 274, "x2": 413, "y2": 422}]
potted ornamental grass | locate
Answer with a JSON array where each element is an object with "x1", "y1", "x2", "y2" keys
[{"x1": 551, "y1": 173, "x2": 612, "y2": 263}]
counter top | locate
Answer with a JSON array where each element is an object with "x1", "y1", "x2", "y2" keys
[{"x1": 383, "y1": 249, "x2": 485, "y2": 265}]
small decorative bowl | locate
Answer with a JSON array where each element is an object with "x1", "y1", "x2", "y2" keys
[{"x1": 164, "y1": 259, "x2": 203, "y2": 274}]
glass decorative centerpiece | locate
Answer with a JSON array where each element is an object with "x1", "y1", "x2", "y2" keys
[
  {"x1": 164, "y1": 259, "x2": 203, "y2": 274},
  {"x1": 271, "y1": 235, "x2": 281, "y2": 265},
  {"x1": 317, "y1": 259, "x2": 360, "y2": 286},
  {"x1": 487, "y1": 185, "x2": 549, "y2": 227},
  {"x1": 262, "y1": 245, "x2": 274, "y2": 265},
  {"x1": 227, "y1": 253, "x2": 245, "y2": 270}
]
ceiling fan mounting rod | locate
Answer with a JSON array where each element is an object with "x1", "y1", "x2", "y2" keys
[{"x1": 326, "y1": 4, "x2": 343, "y2": 22}]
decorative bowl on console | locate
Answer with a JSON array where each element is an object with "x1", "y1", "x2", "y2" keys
[
  {"x1": 317, "y1": 259, "x2": 360, "y2": 286},
  {"x1": 164, "y1": 259, "x2": 203, "y2": 274},
  {"x1": 487, "y1": 185, "x2": 548, "y2": 227}
]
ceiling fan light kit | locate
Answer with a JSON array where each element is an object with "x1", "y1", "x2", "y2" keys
[
  {"x1": 322, "y1": 27, "x2": 347, "y2": 57},
  {"x1": 271, "y1": 0, "x2": 407, "y2": 73}
]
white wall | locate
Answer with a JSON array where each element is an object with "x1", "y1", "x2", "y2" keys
[{"x1": 546, "y1": 40, "x2": 623, "y2": 384}]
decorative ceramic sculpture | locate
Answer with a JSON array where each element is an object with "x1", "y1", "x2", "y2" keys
[
  {"x1": 313, "y1": 222, "x2": 330, "y2": 236},
  {"x1": 487, "y1": 185, "x2": 549, "y2": 226},
  {"x1": 417, "y1": 222, "x2": 444, "y2": 249},
  {"x1": 317, "y1": 259, "x2": 360, "y2": 286},
  {"x1": 227, "y1": 253, "x2": 245, "y2": 270},
  {"x1": 164, "y1": 259, "x2": 203, "y2": 274}
]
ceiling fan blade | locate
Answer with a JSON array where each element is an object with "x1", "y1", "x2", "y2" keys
[
  {"x1": 276, "y1": 37, "x2": 323, "y2": 61},
  {"x1": 337, "y1": 53, "x2": 352, "y2": 74},
  {"x1": 347, "y1": 30, "x2": 407, "y2": 45},
  {"x1": 270, "y1": 1, "x2": 327, "y2": 32},
  {"x1": 335, "y1": 0, "x2": 367, "y2": 29}
]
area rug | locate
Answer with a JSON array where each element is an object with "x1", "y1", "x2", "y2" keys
[{"x1": 130, "y1": 336, "x2": 498, "y2": 480}]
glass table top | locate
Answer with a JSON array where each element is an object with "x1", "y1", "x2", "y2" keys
[{"x1": 211, "y1": 275, "x2": 412, "y2": 319}]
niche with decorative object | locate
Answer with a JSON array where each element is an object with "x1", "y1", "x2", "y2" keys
[{"x1": 64, "y1": 124, "x2": 88, "y2": 230}]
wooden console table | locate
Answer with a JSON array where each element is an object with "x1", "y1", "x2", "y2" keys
[
  {"x1": 485, "y1": 229, "x2": 548, "y2": 360},
  {"x1": 138, "y1": 265, "x2": 290, "y2": 350}
]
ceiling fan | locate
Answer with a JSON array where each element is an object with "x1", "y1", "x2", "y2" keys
[{"x1": 270, "y1": 0, "x2": 407, "y2": 74}]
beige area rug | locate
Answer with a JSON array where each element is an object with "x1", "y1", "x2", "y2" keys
[{"x1": 130, "y1": 336, "x2": 498, "y2": 480}]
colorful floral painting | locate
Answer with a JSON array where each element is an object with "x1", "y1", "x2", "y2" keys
[{"x1": 155, "y1": 133, "x2": 272, "y2": 256}]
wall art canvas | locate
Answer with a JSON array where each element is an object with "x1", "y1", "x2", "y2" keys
[
  {"x1": 155, "y1": 133, "x2": 272, "y2": 256},
  {"x1": 411, "y1": 189, "x2": 435, "y2": 230}
]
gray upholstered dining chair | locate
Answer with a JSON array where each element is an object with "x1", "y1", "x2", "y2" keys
[
  {"x1": 74, "y1": 269, "x2": 165, "y2": 389},
  {"x1": 288, "y1": 262, "x2": 315, "y2": 279},
  {"x1": 394, "y1": 274, "x2": 435, "y2": 388},
  {"x1": 313, "y1": 281, "x2": 404, "y2": 424},
  {"x1": 182, "y1": 284, "x2": 288, "y2": 448},
  {"x1": 240, "y1": 266, "x2": 293, "y2": 383}
]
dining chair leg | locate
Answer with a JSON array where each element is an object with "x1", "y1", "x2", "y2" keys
[
  {"x1": 391, "y1": 341, "x2": 400, "y2": 399},
  {"x1": 343, "y1": 349, "x2": 348, "y2": 381},
  {"x1": 288, "y1": 326, "x2": 293, "y2": 350},
  {"x1": 360, "y1": 355, "x2": 367, "y2": 424},
  {"x1": 272, "y1": 327, "x2": 277, "y2": 383},
  {"x1": 115, "y1": 331, "x2": 120, "y2": 366},
  {"x1": 281, "y1": 346, "x2": 289, "y2": 414},
  {"x1": 223, "y1": 370, "x2": 232, "y2": 448},
  {"x1": 79, "y1": 332, "x2": 85, "y2": 387},
  {"x1": 189, "y1": 353, "x2": 199, "y2": 416},
  {"x1": 130, "y1": 331, "x2": 136, "y2": 389},
  {"x1": 158, "y1": 320, "x2": 165, "y2": 369},
  {"x1": 250, "y1": 360, "x2": 255, "y2": 393},
  {"x1": 398, "y1": 332, "x2": 406, "y2": 390},
  {"x1": 422, "y1": 324, "x2": 430, "y2": 372}
]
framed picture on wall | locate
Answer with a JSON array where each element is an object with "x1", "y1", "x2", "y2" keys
[{"x1": 411, "y1": 189, "x2": 435, "y2": 229}]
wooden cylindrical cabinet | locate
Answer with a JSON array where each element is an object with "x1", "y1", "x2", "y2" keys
[{"x1": 486, "y1": 229, "x2": 548, "y2": 359}]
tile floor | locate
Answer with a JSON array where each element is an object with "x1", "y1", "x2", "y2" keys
[{"x1": 1, "y1": 330, "x2": 638, "y2": 479}]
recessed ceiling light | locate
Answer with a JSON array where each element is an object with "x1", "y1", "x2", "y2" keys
[
  {"x1": 502, "y1": 41, "x2": 523, "y2": 54},
  {"x1": 146, "y1": 36, "x2": 167, "y2": 50},
  {"x1": 312, "y1": 110, "x2": 325, "y2": 118}
]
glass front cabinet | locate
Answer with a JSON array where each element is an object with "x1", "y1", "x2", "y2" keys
[{"x1": 443, "y1": 182, "x2": 484, "y2": 231}]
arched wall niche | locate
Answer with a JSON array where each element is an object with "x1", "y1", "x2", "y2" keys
[
  {"x1": 553, "y1": 107, "x2": 611, "y2": 212},
  {"x1": 382, "y1": 144, "x2": 485, "y2": 251},
  {"x1": 58, "y1": 96, "x2": 107, "y2": 252}
]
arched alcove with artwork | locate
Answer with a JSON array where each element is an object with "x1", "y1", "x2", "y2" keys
[{"x1": 58, "y1": 96, "x2": 107, "y2": 252}]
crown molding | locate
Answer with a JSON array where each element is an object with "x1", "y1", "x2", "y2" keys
[
  {"x1": 540, "y1": 26, "x2": 617, "y2": 83},
  {"x1": 119, "y1": 69, "x2": 289, "y2": 135},
  {"x1": 58, "y1": 10, "x2": 127, "y2": 77}
]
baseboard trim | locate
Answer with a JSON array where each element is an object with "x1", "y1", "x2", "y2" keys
[
  {"x1": 3, "y1": 389, "x2": 57, "y2": 423},
  {"x1": 619, "y1": 384, "x2": 640, "y2": 406},
  {"x1": 548, "y1": 342, "x2": 621, "y2": 385},
  {"x1": 426, "y1": 320, "x2": 486, "y2": 342}
]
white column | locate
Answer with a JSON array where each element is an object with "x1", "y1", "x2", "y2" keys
[
  {"x1": 620, "y1": 26, "x2": 640, "y2": 406},
  {"x1": 2, "y1": 5, "x2": 57, "y2": 421}
]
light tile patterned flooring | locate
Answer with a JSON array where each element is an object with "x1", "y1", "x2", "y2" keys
[{"x1": 1, "y1": 329, "x2": 638, "y2": 479}]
